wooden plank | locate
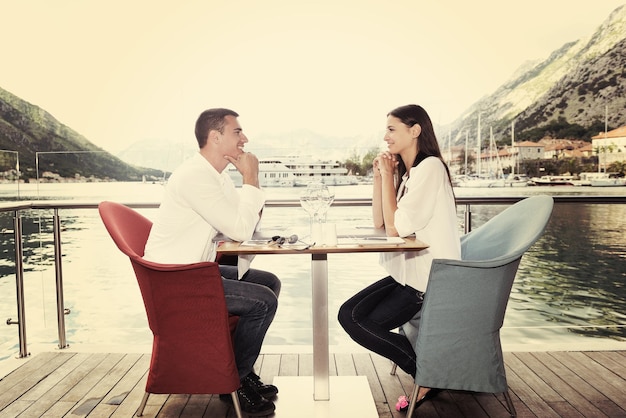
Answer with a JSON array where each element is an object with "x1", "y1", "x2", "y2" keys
[
  {"x1": 39, "y1": 400, "x2": 74, "y2": 417},
  {"x1": 545, "y1": 401, "x2": 586, "y2": 418},
  {"x1": 92, "y1": 353, "x2": 150, "y2": 417},
  {"x1": 259, "y1": 353, "x2": 281, "y2": 380},
  {"x1": 585, "y1": 351, "x2": 626, "y2": 379},
  {"x1": 0, "y1": 399, "x2": 33, "y2": 417},
  {"x1": 370, "y1": 353, "x2": 410, "y2": 418},
  {"x1": 109, "y1": 364, "x2": 150, "y2": 418},
  {"x1": 298, "y1": 353, "x2": 313, "y2": 376},
  {"x1": 137, "y1": 394, "x2": 169, "y2": 417},
  {"x1": 526, "y1": 352, "x2": 608, "y2": 418},
  {"x1": 472, "y1": 391, "x2": 525, "y2": 418},
  {"x1": 180, "y1": 394, "x2": 211, "y2": 417},
  {"x1": 82, "y1": 403, "x2": 117, "y2": 418},
  {"x1": 539, "y1": 352, "x2": 607, "y2": 403},
  {"x1": 506, "y1": 352, "x2": 563, "y2": 403},
  {"x1": 17, "y1": 353, "x2": 98, "y2": 416},
  {"x1": 158, "y1": 393, "x2": 189, "y2": 417},
  {"x1": 203, "y1": 394, "x2": 237, "y2": 418},
  {"x1": 0, "y1": 351, "x2": 73, "y2": 411},
  {"x1": 353, "y1": 353, "x2": 395, "y2": 418},
  {"x1": 430, "y1": 390, "x2": 465, "y2": 418},
  {"x1": 60, "y1": 353, "x2": 125, "y2": 403},
  {"x1": 334, "y1": 352, "x2": 356, "y2": 376},
  {"x1": 69, "y1": 353, "x2": 142, "y2": 417},
  {"x1": 1, "y1": 350, "x2": 625, "y2": 417},
  {"x1": 446, "y1": 392, "x2": 489, "y2": 418},
  {"x1": 279, "y1": 353, "x2": 298, "y2": 376},
  {"x1": 391, "y1": 361, "x2": 415, "y2": 401},
  {"x1": 505, "y1": 362, "x2": 560, "y2": 417},
  {"x1": 550, "y1": 352, "x2": 626, "y2": 412},
  {"x1": 577, "y1": 352, "x2": 626, "y2": 411},
  {"x1": 0, "y1": 351, "x2": 60, "y2": 391}
]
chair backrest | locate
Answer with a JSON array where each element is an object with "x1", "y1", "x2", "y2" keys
[
  {"x1": 98, "y1": 201, "x2": 153, "y2": 259},
  {"x1": 461, "y1": 195, "x2": 554, "y2": 262},
  {"x1": 98, "y1": 201, "x2": 240, "y2": 395},
  {"x1": 406, "y1": 195, "x2": 554, "y2": 394}
]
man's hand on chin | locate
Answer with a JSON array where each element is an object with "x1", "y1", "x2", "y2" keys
[{"x1": 224, "y1": 153, "x2": 260, "y2": 187}]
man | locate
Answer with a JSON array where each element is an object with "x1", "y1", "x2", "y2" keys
[{"x1": 144, "y1": 108, "x2": 280, "y2": 416}]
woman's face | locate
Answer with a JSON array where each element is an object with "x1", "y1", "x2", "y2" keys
[{"x1": 384, "y1": 116, "x2": 414, "y2": 155}]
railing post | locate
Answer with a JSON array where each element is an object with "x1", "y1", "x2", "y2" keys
[
  {"x1": 8, "y1": 210, "x2": 29, "y2": 358},
  {"x1": 464, "y1": 203, "x2": 472, "y2": 234},
  {"x1": 53, "y1": 208, "x2": 69, "y2": 349}
]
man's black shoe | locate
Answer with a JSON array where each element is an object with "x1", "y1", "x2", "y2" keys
[
  {"x1": 244, "y1": 372, "x2": 279, "y2": 399},
  {"x1": 219, "y1": 377, "x2": 276, "y2": 417}
]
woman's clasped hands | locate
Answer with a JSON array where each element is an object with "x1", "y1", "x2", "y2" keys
[{"x1": 373, "y1": 151, "x2": 398, "y2": 178}]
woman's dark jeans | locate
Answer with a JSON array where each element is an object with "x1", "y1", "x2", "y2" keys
[{"x1": 338, "y1": 276, "x2": 423, "y2": 377}]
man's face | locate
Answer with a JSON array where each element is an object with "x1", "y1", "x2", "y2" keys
[{"x1": 217, "y1": 115, "x2": 248, "y2": 158}]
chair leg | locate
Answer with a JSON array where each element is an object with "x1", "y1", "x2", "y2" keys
[
  {"x1": 503, "y1": 390, "x2": 517, "y2": 417},
  {"x1": 390, "y1": 362, "x2": 398, "y2": 375},
  {"x1": 136, "y1": 392, "x2": 150, "y2": 417},
  {"x1": 231, "y1": 391, "x2": 243, "y2": 418},
  {"x1": 405, "y1": 384, "x2": 419, "y2": 418}
]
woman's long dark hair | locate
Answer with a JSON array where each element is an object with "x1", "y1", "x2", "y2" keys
[{"x1": 388, "y1": 104, "x2": 453, "y2": 193}]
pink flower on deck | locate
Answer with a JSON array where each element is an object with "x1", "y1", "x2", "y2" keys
[{"x1": 396, "y1": 395, "x2": 409, "y2": 411}]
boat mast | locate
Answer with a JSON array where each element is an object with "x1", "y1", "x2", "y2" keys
[
  {"x1": 511, "y1": 120, "x2": 515, "y2": 177},
  {"x1": 600, "y1": 105, "x2": 607, "y2": 173},
  {"x1": 476, "y1": 113, "x2": 481, "y2": 177},
  {"x1": 447, "y1": 131, "x2": 452, "y2": 167},
  {"x1": 464, "y1": 131, "x2": 469, "y2": 176},
  {"x1": 489, "y1": 127, "x2": 493, "y2": 177}
]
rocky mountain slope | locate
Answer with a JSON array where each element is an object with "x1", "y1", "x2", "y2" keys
[
  {"x1": 447, "y1": 4, "x2": 626, "y2": 145},
  {"x1": 0, "y1": 86, "x2": 163, "y2": 181}
]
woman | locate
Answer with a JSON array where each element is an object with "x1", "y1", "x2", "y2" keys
[{"x1": 338, "y1": 104, "x2": 461, "y2": 405}]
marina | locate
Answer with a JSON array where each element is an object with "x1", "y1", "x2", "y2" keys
[{"x1": 227, "y1": 156, "x2": 359, "y2": 187}]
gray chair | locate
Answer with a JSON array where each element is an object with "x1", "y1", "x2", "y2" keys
[{"x1": 400, "y1": 195, "x2": 554, "y2": 417}]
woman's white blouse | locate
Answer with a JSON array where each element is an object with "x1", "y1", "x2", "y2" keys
[{"x1": 379, "y1": 157, "x2": 461, "y2": 291}]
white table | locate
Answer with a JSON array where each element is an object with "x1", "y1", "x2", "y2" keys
[{"x1": 216, "y1": 232, "x2": 428, "y2": 416}]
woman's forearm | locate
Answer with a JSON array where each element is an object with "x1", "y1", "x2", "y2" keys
[
  {"x1": 380, "y1": 175, "x2": 399, "y2": 236},
  {"x1": 372, "y1": 175, "x2": 384, "y2": 228}
]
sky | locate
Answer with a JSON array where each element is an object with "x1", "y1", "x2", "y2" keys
[{"x1": 1, "y1": 0, "x2": 625, "y2": 155}]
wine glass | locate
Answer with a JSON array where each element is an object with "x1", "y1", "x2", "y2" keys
[
  {"x1": 299, "y1": 182, "x2": 323, "y2": 226},
  {"x1": 315, "y1": 185, "x2": 335, "y2": 223}
]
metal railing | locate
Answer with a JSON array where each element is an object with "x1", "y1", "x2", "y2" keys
[{"x1": 1, "y1": 195, "x2": 625, "y2": 359}]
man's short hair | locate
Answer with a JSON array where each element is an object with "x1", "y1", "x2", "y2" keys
[{"x1": 194, "y1": 108, "x2": 239, "y2": 148}]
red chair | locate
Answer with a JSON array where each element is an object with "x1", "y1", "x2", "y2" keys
[{"x1": 98, "y1": 201, "x2": 242, "y2": 417}]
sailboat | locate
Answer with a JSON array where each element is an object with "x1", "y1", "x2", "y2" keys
[
  {"x1": 456, "y1": 115, "x2": 506, "y2": 188},
  {"x1": 505, "y1": 120, "x2": 530, "y2": 187},
  {"x1": 590, "y1": 106, "x2": 626, "y2": 187}
]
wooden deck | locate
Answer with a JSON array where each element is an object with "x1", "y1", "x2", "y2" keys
[{"x1": 0, "y1": 350, "x2": 625, "y2": 417}]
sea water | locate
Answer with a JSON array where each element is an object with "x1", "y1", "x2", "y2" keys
[{"x1": 0, "y1": 182, "x2": 625, "y2": 360}]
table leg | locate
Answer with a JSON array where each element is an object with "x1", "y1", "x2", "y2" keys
[{"x1": 311, "y1": 253, "x2": 329, "y2": 401}]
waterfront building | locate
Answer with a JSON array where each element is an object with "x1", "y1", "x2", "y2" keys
[{"x1": 592, "y1": 125, "x2": 626, "y2": 170}]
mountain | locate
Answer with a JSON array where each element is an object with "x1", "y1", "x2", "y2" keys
[
  {"x1": 0, "y1": 86, "x2": 163, "y2": 181},
  {"x1": 118, "y1": 139, "x2": 197, "y2": 174},
  {"x1": 446, "y1": 4, "x2": 626, "y2": 145},
  {"x1": 3, "y1": 6, "x2": 625, "y2": 175},
  {"x1": 118, "y1": 128, "x2": 384, "y2": 171}
]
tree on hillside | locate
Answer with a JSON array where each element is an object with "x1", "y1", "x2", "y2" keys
[{"x1": 343, "y1": 147, "x2": 380, "y2": 176}]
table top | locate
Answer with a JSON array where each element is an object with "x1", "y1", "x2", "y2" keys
[{"x1": 215, "y1": 236, "x2": 429, "y2": 255}]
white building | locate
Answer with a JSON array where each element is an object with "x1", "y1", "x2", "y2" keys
[{"x1": 592, "y1": 126, "x2": 626, "y2": 170}]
